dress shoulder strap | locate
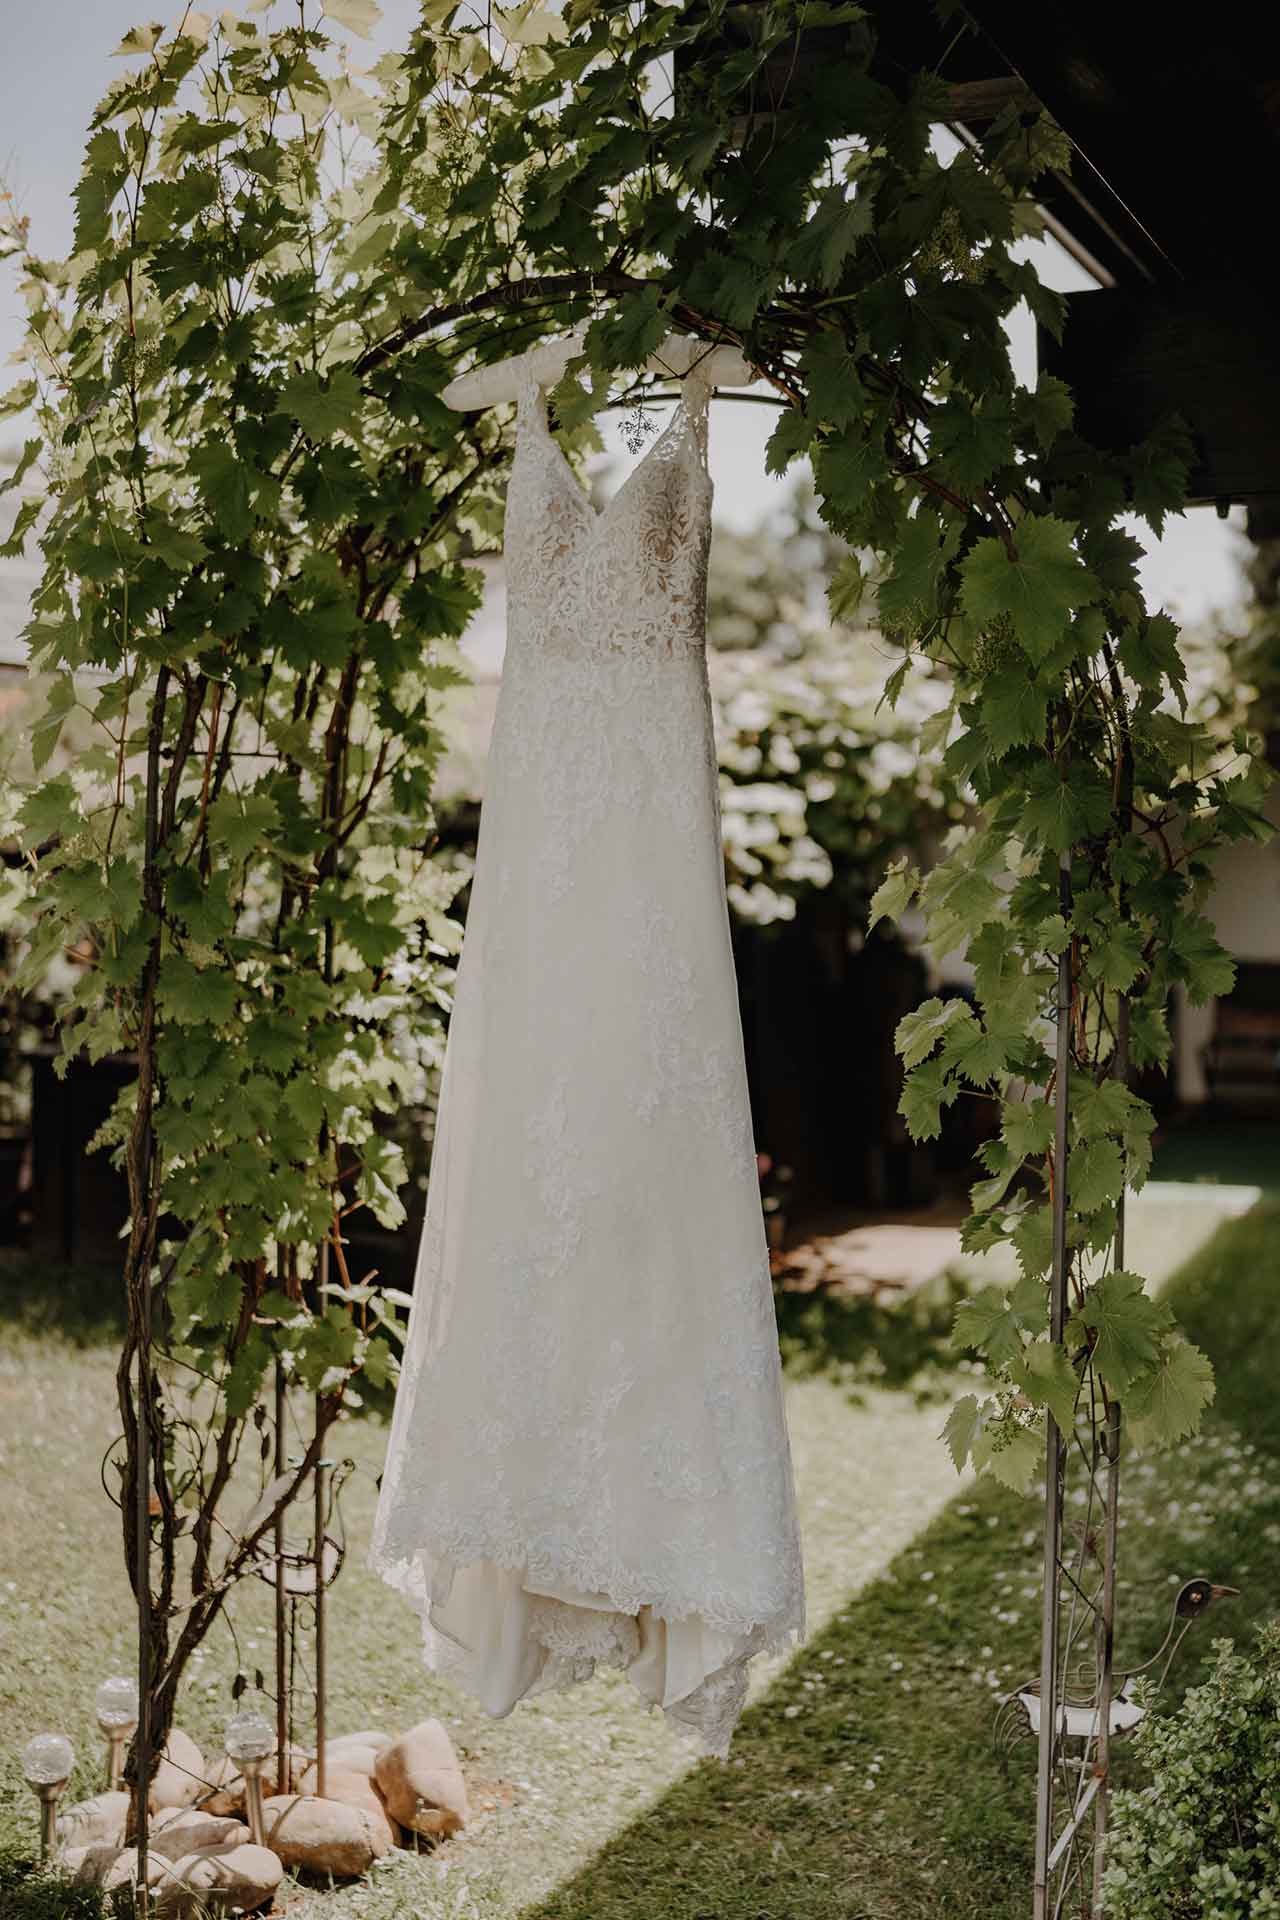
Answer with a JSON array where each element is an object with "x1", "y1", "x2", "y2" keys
[
  {"x1": 682, "y1": 357, "x2": 714, "y2": 457},
  {"x1": 516, "y1": 362, "x2": 545, "y2": 426}
]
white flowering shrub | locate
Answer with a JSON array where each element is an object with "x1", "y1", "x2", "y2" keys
[
  {"x1": 1104, "y1": 1624, "x2": 1280, "y2": 1920},
  {"x1": 712, "y1": 646, "x2": 956, "y2": 928}
]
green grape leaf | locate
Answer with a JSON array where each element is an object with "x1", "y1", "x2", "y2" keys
[
  {"x1": 980, "y1": 666, "x2": 1049, "y2": 759},
  {"x1": 191, "y1": 442, "x2": 253, "y2": 544},
  {"x1": 0, "y1": 437, "x2": 41, "y2": 500},
  {"x1": 1118, "y1": 612, "x2": 1187, "y2": 705},
  {"x1": 896, "y1": 995, "x2": 972, "y2": 1068},
  {"x1": 1002, "y1": 1095, "x2": 1054, "y2": 1164},
  {"x1": 111, "y1": 22, "x2": 165, "y2": 53},
  {"x1": 941, "y1": 1011, "x2": 1006, "y2": 1087},
  {"x1": 207, "y1": 790, "x2": 280, "y2": 863},
  {"x1": 400, "y1": 565, "x2": 482, "y2": 639},
  {"x1": 1012, "y1": 1339, "x2": 1081, "y2": 1438},
  {"x1": 765, "y1": 408, "x2": 813, "y2": 477},
  {"x1": 144, "y1": 517, "x2": 207, "y2": 570},
  {"x1": 1021, "y1": 761, "x2": 1114, "y2": 851},
  {"x1": 18, "y1": 772, "x2": 77, "y2": 845},
  {"x1": 942, "y1": 1394, "x2": 983, "y2": 1473},
  {"x1": 1012, "y1": 1205, "x2": 1053, "y2": 1279},
  {"x1": 1070, "y1": 1270, "x2": 1170, "y2": 1394},
  {"x1": 979, "y1": 1423, "x2": 1042, "y2": 1494},
  {"x1": 324, "y1": 0, "x2": 383, "y2": 34},
  {"x1": 868, "y1": 856, "x2": 918, "y2": 930},
  {"x1": 898, "y1": 1056, "x2": 956, "y2": 1141},
  {"x1": 1019, "y1": 374, "x2": 1074, "y2": 451},
  {"x1": 1071, "y1": 1076, "x2": 1156, "y2": 1188},
  {"x1": 801, "y1": 334, "x2": 866, "y2": 430},
  {"x1": 945, "y1": 150, "x2": 1014, "y2": 240},
  {"x1": 960, "y1": 515, "x2": 1098, "y2": 663},
  {"x1": 587, "y1": 288, "x2": 669, "y2": 371},
  {"x1": 814, "y1": 434, "x2": 888, "y2": 517},
  {"x1": 953, "y1": 1280, "x2": 1038, "y2": 1368},
  {"x1": 1127, "y1": 415, "x2": 1193, "y2": 536},
  {"x1": 928, "y1": 394, "x2": 1013, "y2": 493},
  {"x1": 158, "y1": 954, "x2": 241, "y2": 1027},
  {"x1": 877, "y1": 510, "x2": 960, "y2": 633},
  {"x1": 920, "y1": 844, "x2": 1005, "y2": 958},
  {"x1": 279, "y1": 368, "x2": 363, "y2": 440},
  {"x1": 792, "y1": 184, "x2": 875, "y2": 289},
  {"x1": 1167, "y1": 914, "x2": 1236, "y2": 1005},
  {"x1": 1125, "y1": 1336, "x2": 1215, "y2": 1447},
  {"x1": 29, "y1": 673, "x2": 78, "y2": 773},
  {"x1": 1086, "y1": 919, "x2": 1146, "y2": 994},
  {"x1": 1070, "y1": 1134, "x2": 1126, "y2": 1213},
  {"x1": 0, "y1": 496, "x2": 40, "y2": 559},
  {"x1": 682, "y1": 248, "x2": 773, "y2": 331},
  {"x1": 826, "y1": 550, "x2": 865, "y2": 622}
]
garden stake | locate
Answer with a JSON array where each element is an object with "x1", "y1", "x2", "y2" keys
[
  {"x1": 275, "y1": 1356, "x2": 289, "y2": 1796},
  {"x1": 1034, "y1": 848, "x2": 1073, "y2": 1919}
]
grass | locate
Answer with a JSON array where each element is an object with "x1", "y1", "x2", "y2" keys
[{"x1": 1, "y1": 1178, "x2": 1277, "y2": 1920}]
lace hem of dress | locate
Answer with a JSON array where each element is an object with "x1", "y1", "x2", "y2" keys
[
  {"x1": 370, "y1": 1499, "x2": 805, "y2": 1643},
  {"x1": 370, "y1": 1539, "x2": 799, "y2": 1759}
]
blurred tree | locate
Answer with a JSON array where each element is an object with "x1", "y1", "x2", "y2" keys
[{"x1": 707, "y1": 480, "x2": 963, "y2": 927}]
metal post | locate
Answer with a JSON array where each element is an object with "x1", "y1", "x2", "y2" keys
[
  {"x1": 1034, "y1": 851, "x2": 1074, "y2": 1919},
  {"x1": 36, "y1": 1785, "x2": 59, "y2": 1863},
  {"x1": 243, "y1": 1757, "x2": 268, "y2": 1847},
  {"x1": 313, "y1": 1237, "x2": 330, "y2": 1800},
  {"x1": 274, "y1": 1356, "x2": 289, "y2": 1796},
  {"x1": 135, "y1": 1266, "x2": 153, "y2": 1918},
  {"x1": 1091, "y1": 999, "x2": 1128, "y2": 1917}
]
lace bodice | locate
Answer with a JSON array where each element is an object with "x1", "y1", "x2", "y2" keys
[{"x1": 504, "y1": 365, "x2": 714, "y2": 664}]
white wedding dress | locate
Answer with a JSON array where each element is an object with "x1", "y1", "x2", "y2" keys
[{"x1": 370, "y1": 357, "x2": 805, "y2": 1756}]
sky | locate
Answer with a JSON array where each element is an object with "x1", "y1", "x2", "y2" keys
[{"x1": 0, "y1": 0, "x2": 1253, "y2": 641}]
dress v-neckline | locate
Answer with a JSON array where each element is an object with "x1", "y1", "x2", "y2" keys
[{"x1": 520, "y1": 374, "x2": 710, "y2": 528}]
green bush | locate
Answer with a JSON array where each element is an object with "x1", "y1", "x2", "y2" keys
[
  {"x1": 0, "y1": 1845, "x2": 134, "y2": 1918},
  {"x1": 1104, "y1": 1624, "x2": 1280, "y2": 1919}
]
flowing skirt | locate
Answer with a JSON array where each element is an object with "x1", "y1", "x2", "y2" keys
[{"x1": 370, "y1": 643, "x2": 805, "y2": 1755}]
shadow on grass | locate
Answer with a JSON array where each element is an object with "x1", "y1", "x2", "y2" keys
[
  {"x1": 0, "y1": 1248, "x2": 125, "y2": 1348},
  {"x1": 775, "y1": 1268, "x2": 967, "y2": 1403},
  {"x1": 519, "y1": 1201, "x2": 1280, "y2": 1920},
  {"x1": 1162, "y1": 1194, "x2": 1280, "y2": 1453}
]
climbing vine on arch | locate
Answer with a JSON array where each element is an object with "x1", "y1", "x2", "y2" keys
[
  {"x1": 0, "y1": 0, "x2": 1269, "y2": 1818},
  {"x1": 378, "y1": 0, "x2": 1269, "y2": 1475}
]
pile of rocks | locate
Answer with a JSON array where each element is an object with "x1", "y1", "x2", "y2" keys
[{"x1": 56, "y1": 1719, "x2": 471, "y2": 1914}]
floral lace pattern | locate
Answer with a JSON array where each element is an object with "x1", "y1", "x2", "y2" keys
[{"x1": 371, "y1": 355, "x2": 805, "y2": 1756}]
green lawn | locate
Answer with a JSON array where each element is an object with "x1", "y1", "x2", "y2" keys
[{"x1": 1, "y1": 1179, "x2": 1276, "y2": 1920}]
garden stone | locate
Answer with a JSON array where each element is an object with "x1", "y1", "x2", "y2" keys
[
  {"x1": 374, "y1": 1719, "x2": 470, "y2": 1836},
  {"x1": 57, "y1": 1789, "x2": 129, "y2": 1851},
  {"x1": 298, "y1": 1742, "x2": 380, "y2": 1788},
  {"x1": 150, "y1": 1727, "x2": 206, "y2": 1810},
  {"x1": 102, "y1": 1846, "x2": 167, "y2": 1894},
  {"x1": 201, "y1": 1743, "x2": 310, "y2": 1813},
  {"x1": 63, "y1": 1842, "x2": 123, "y2": 1885},
  {"x1": 307, "y1": 1767, "x2": 401, "y2": 1852},
  {"x1": 262, "y1": 1791, "x2": 390, "y2": 1875},
  {"x1": 150, "y1": 1807, "x2": 251, "y2": 1859},
  {"x1": 328, "y1": 1729, "x2": 393, "y2": 1755},
  {"x1": 153, "y1": 1842, "x2": 283, "y2": 1916}
]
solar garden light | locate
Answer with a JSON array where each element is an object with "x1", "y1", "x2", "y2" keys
[
  {"x1": 95, "y1": 1675, "x2": 139, "y2": 1791},
  {"x1": 21, "y1": 1732, "x2": 74, "y2": 1861},
  {"x1": 224, "y1": 1710, "x2": 275, "y2": 1846}
]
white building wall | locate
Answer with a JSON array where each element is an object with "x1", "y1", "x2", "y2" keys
[{"x1": 1176, "y1": 782, "x2": 1280, "y2": 1102}]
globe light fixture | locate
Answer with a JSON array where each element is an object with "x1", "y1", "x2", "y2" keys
[
  {"x1": 94, "y1": 1675, "x2": 140, "y2": 1790},
  {"x1": 21, "y1": 1733, "x2": 75, "y2": 1861},
  {"x1": 224, "y1": 1710, "x2": 275, "y2": 1847}
]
